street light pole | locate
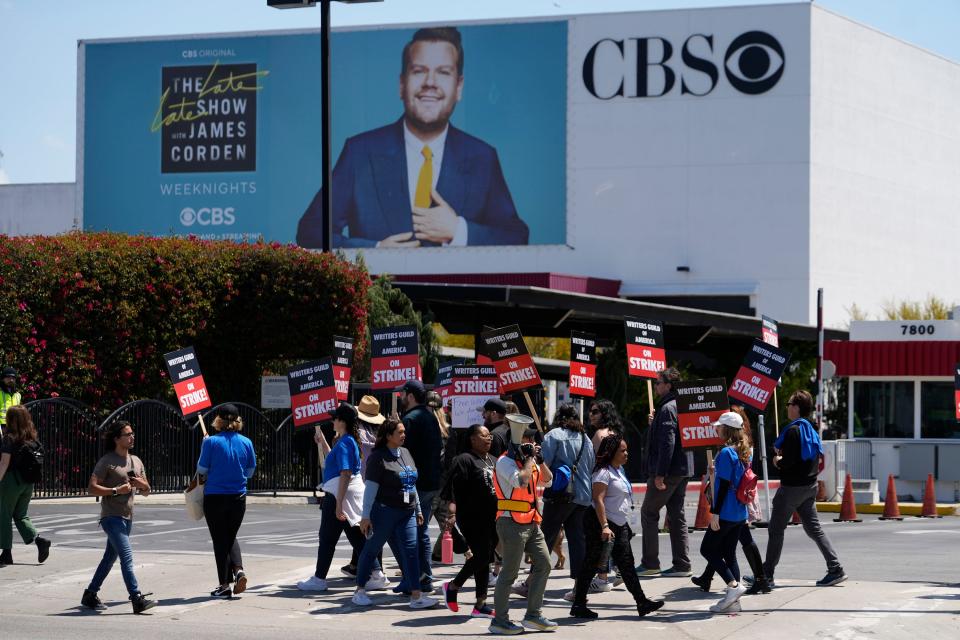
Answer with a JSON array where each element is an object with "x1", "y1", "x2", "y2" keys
[
  {"x1": 268, "y1": 0, "x2": 383, "y2": 252},
  {"x1": 320, "y1": 0, "x2": 333, "y2": 252}
]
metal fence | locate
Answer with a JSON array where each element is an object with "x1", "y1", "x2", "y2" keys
[{"x1": 23, "y1": 398, "x2": 317, "y2": 498}]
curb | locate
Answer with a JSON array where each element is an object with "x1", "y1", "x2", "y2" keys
[{"x1": 815, "y1": 501, "x2": 958, "y2": 516}]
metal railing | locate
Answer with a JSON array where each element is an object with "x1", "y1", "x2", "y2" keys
[{"x1": 23, "y1": 398, "x2": 317, "y2": 498}]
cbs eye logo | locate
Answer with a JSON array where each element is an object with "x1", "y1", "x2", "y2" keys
[
  {"x1": 179, "y1": 207, "x2": 236, "y2": 226},
  {"x1": 724, "y1": 31, "x2": 785, "y2": 95}
]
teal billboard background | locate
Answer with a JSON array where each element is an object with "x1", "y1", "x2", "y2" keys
[{"x1": 82, "y1": 22, "x2": 567, "y2": 245}]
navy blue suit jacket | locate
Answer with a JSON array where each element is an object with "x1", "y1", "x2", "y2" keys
[{"x1": 296, "y1": 119, "x2": 529, "y2": 248}]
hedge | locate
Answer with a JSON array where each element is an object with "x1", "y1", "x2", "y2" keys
[{"x1": 0, "y1": 233, "x2": 370, "y2": 409}]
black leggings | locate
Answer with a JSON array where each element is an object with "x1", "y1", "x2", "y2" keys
[
  {"x1": 315, "y1": 494, "x2": 368, "y2": 579},
  {"x1": 452, "y1": 514, "x2": 498, "y2": 603},
  {"x1": 573, "y1": 507, "x2": 647, "y2": 607},
  {"x1": 699, "y1": 523, "x2": 756, "y2": 584},
  {"x1": 204, "y1": 493, "x2": 246, "y2": 586},
  {"x1": 700, "y1": 519, "x2": 744, "y2": 585}
]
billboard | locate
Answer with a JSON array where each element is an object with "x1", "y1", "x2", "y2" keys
[{"x1": 80, "y1": 22, "x2": 567, "y2": 247}]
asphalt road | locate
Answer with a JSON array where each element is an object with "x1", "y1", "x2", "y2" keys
[
  {"x1": 18, "y1": 501, "x2": 960, "y2": 585},
  {"x1": 0, "y1": 501, "x2": 957, "y2": 640}
]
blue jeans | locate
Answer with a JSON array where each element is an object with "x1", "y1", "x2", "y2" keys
[
  {"x1": 87, "y1": 516, "x2": 139, "y2": 597},
  {"x1": 357, "y1": 503, "x2": 418, "y2": 591},
  {"x1": 417, "y1": 490, "x2": 438, "y2": 589}
]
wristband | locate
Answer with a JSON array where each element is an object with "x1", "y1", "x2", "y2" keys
[{"x1": 112, "y1": 487, "x2": 118, "y2": 496}]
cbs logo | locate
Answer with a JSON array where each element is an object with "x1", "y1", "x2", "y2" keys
[{"x1": 180, "y1": 207, "x2": 236, "y2": 226}]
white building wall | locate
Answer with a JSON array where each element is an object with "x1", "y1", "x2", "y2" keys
[
  {"x1": 0, "y1": 183, "x2": 76, "y2": 236},
  {"x1": 809, "y1": 6, "x2": 960, "y2": 328}
]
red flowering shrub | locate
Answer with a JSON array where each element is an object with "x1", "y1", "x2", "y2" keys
[{"x1": 0, "y1": 233, "x2": 370, "y2": 409}]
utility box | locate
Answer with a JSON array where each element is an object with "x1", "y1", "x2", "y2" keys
[{"x1": 898, "y1": 444, "x2": 936, "y2": 481}]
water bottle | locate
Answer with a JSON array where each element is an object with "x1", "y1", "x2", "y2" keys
[{"x1": 441, "y1": 531, "x2": 454, "y2": 565}]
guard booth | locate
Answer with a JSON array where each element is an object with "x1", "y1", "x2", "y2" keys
[{"x1": 824, "y1": 313, "x2": 960, "y2": 503}]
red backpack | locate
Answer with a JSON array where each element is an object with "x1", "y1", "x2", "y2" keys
[{"x1": 736, "y1": 460, "x2": 758, "y2": 505}]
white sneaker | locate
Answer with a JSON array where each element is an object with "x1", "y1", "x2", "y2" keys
[
  {"x1": 710, "y1": 600, "x2": 742, "y2": 614},
  {"x1": 410, "y1": 594, "x2": 438, "y2": 609},
  {"x1": 588, "y1": 577, "x2": 613, "y2": 593},
  {"x1": 562, "y1": 590, "x2": 575, "y2": 602},
  {"x1": 352, "y1": 589, "x2": 373, "y2": 606},
  {"x1": 511, "y1": 582, "x2": 529, "y2": 598},
  {"x1": 296, "y1": 575, "x2": 328, "y2": 592},
  {"x1": 611, "y1": 574, "x2": 624, "y2": 588},
  {"x1": 716, "y1": 583, "x2": 747, "y2": 609},
  {"x1": 365, "y1": 570, "x2": 391, "y2": 591}
]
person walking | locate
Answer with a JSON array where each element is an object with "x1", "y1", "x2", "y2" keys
[
  {"x1": 298, "y1": 402, "x2": 389, "y2": 592},
  {"x1": 699, "y1": 411, "x2": 752, "y2": 614},
  {"x1": 441, "y1": 424, "x2": 498, "y2": 618},
  {"x1": 513, "y1": 403, "x2": 594, "y2": 597},
  {"x1": 0, "y1": 406, "x2": 50, "y2": 566},
  {"x1": 638, "y1": 367, "x2": 691, "y2": 577},
  {"x1": 691, "y1": 406, "x2": 770, "y2": 595},
  {"x1": 397, "y1": 380, "x2": 443, "y2": 593},
  {"x1": 757, "y1": 390, "x2": 846, "y2": 588},
  {"x1": 197, "y1": 404, "x2": 257, "y2": 598},
  {"x1": 81, "y1": 420, "x2": 157, "y2": 613},
  {"x1": 339, "y1": 394, "x2": 386, "y2": 580},
  {"x1": 353, "y1": 418, "x2": 437, "y2": 609},
  {"x1": 490, "y1": 416, "x2": 556, "y2": 635},
  {"x1": 569, "y1": 433, "x2": 664, "y2": 619}
]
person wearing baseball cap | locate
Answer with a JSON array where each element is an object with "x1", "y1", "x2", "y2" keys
[
  {"x1": 197, "y1": 404, "x2": 257, "y2": 598},
  {"x1": 0, "y1": 366, "x2": 21, "y2": 432},
  {"x1": 396, "y1": 378, "x2": 443, "y2": 594},
  {"x1": 699, "y1": 410, "x2": 753, "y2": 614}
]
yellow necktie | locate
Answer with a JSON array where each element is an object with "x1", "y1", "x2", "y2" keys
[{"x1": 414, "y1": 145, "x2": 433, "y2": 208}]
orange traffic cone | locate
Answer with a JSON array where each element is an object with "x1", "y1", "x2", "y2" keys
[
  {"x1": 878, "y1": 474, "x2": 903, "y2": 521},
  {"x1": 690, "y1": 475, "x2": 712, "y2": 531},
  {"x1": 817, "y1": 480, "x2": 827, "y2": 502},
  {"x1": 833, "y1": 474, "x2": 862, "y2": 523},
  {"x1": 788, "y1": 511, "x2": 801, "y2": 526},
  {"x1": 919, "y1": 473, "x2": 942, "y2": 518}
]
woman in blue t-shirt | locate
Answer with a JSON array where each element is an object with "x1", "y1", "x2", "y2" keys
[
  {"x1": 197, "y1": 404, "x2": 257, "y2": 598},
  {"x1": 297, "y1": 403, "x2": 388, "y2": 592},
  {"x1": 699, "y1": 411, "x2": 753, "y2": 614}
]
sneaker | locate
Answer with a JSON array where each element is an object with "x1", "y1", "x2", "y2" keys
[
  {"x1": 233, "y1": 570, "x2": 247, "y2": 595},
  {"x1": 489, "y1": 572, "x2": 498, "y2": 585},
  {"x1": 36, "y1": 537, "x2": 51, "y2": 564},
  {"x1": 636, "y1": 565, "x2": 661, "y2": 577},
  {"x1": 81, "y1": 589, "x2": 106, "y2": 610},
  {"x1": 562, "y1": 590, "x2": 575, "y2": 602},
  {"x1": 610, "y1": 574, "x2": 624, "y2": 588},
  {"x1": 472, "y1": 604, "x2": 496, "y2": 618},
  {"x1": 709, "y1": 600, "x2": 741, "y2": 614},
  {"x1": 420, "y1": 583, "x2": 435, "y2": 595},
  {"x1": 588, "y1": 577, "x2": 613, "y2": 593},
  {"x1": 742, "y1": 574, "x2": 776, "y2": 589},
  {"x1": 661, "y1": 566, "x2": 693, "y2": 577},
  {"x1": 210, "y1": 585, "x2": 232, "y2": 598},
  {"x1": 351, "y1": 589, "x2": 373, "y2": 606},
  {"x1": 637, "y1": 598, "x2": 664, "y2": 617},
  {"x1": 443, "y1": 581, "x2": 459, "y2": 612},
  {"x1": 0, "y1": 549, "x2": 13, "y2": 565},
  {"x1": 716, "y1": 583, "x2": 747, "y2": 610},
  {"x1": 511, "y1": 582, "x2": 529, "y2": 598},
  {"x1": 521, "y1": 614, "x2": 559, "y2": 632},
  {"x1": 570, "y1": 605, "x2": 598, "y2": 619},
  {"x1": 365, "y1": 570, "x2": 391, "y2": 591},
  {"x1": 340, "y1": 563, "x2": 357, "y2": 577},
  {"x1": 131, "y1": 592, "x2": 157, "y2": 614},
  {"x1": 410, "y1": 594, "x2": 438, "y2": 609},
  {"x1": 489, "y1": 619, "x2": 524, "y2": 635},
  {"x1": 816, "y1": 570, "x2": 848, "y2": 587},
  {"x1": 296, "y1": 575, "x2": 329, "y2": 592}
]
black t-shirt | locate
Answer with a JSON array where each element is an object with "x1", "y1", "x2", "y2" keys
[
  {"x1": 443, "y1": 450, "x2": 498, "y2": 518},
  {"x1": 0, "y1": 435, "x2": 16, "y2": 455},
  {"x1": 489, "y1": 422, "x2": 510, "y2": 457},
  {"x1": 365, "y1": 446, "x2": 419, "y2": 510}
]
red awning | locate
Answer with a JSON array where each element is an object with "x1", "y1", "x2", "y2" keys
[{"x1": 824, "y1": 340, "x2": 960, "y2": 376}]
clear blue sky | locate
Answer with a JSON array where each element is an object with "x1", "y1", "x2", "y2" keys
[{"x1": 1, "y1": 0, "x2": 957, "y2": 185}]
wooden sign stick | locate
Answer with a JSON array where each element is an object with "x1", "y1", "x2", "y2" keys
[
  {"x1": 523, "y1": 391, "x2": 543, "y2": 432},
  {"x1": 198, "y1": 413, "x2": 209, "y2": 438},
  {"x1": 773, "y1": 388, "x2": 781, "y2": 437},
  {"x1": 647, "y1": 379, "x2": 655, "y2": 416}
]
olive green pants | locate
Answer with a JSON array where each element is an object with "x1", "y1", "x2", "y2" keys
[{"x1": 0, "y1": 472, "x2": 38, "y2": 549}]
